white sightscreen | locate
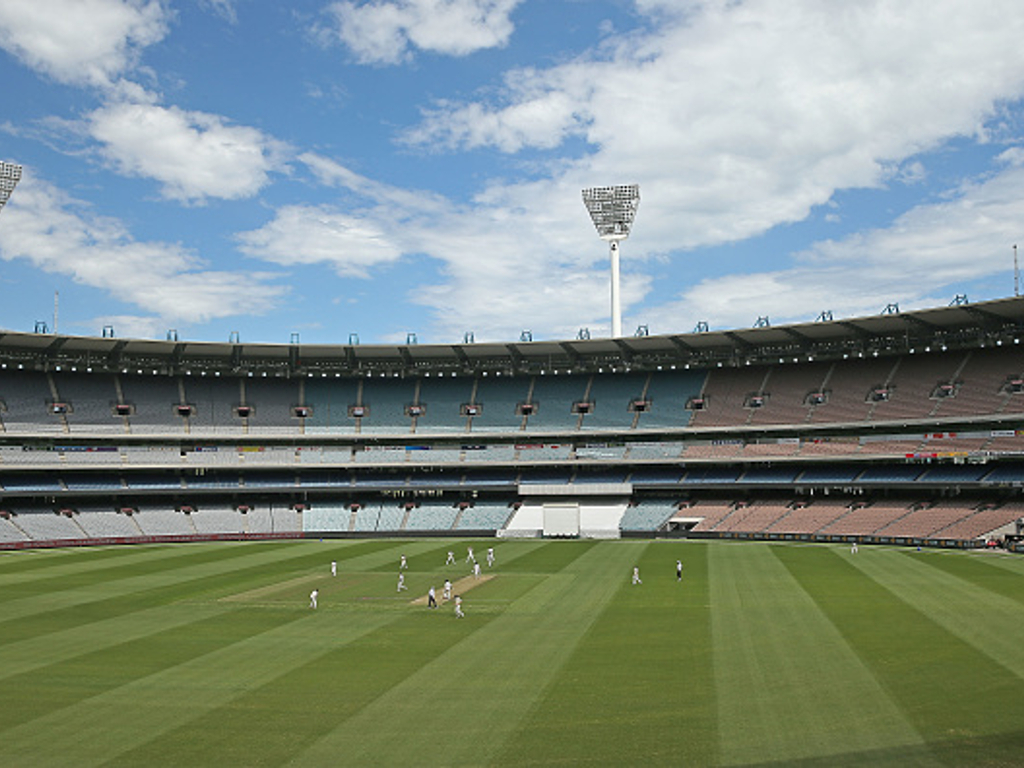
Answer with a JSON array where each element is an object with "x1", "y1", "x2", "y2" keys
[{"x1": 543, "y1": 503, "x2": 580, "y2": 537}]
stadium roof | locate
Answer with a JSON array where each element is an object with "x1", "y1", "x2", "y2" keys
[{"x1": 1, "y1": 296, "x2": 1023, "y2": 377}]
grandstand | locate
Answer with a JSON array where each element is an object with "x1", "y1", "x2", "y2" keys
[{"x1": 1, "y1": 297, "x2": 1024, "y2": 550}]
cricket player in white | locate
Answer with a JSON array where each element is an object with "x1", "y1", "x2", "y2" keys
[
  {"x1": 400, "y1": 554, "x2": 408, "y2": 570},
  {"x1": 310, "y1": 589, "x2": 318, "y2": 609},
  {"x1": 446, "y1": 551, "x2": 456, "y2": 565},
  {"x1": 443, "y1": 579, "x2": 452, "y2": 600},
  {"x1": 466, "y1": 547, "x2": 476, "y2": 564},
  {"x1": 454, "y1": 595, "x2": 464, "y2": 618},
  {"x1": 486, "y1": 547, "x2": 495, "y2": 567},
  {"x1": 632, "y1": 566, "x2": 642, "y2": 585},
  {"x1": 473, "y1": 561, "x2": 481, "y2": 579},
  {"x1": 397, "y1": 573, "x2": 407, "y2": 592},
  {"x1": 331, "y1": 560, "x2": 337, "y2": 577}
]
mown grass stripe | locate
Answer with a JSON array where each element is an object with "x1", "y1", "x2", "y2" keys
[
  {"x1": 0, "y1": 539, "x2": 396, "y2": 644},
  {"x1": 778, "y1": 545, "x2": 1024, "y2": 764},
  {"x1": 900, "y1": 549, "x2": 1024, "y2": 609},
  {"x1": 0, "y1": 541, "x2": 312, "y2": 628},
  {"x1": 711, "y1": 544, "x2": 924, "y2": 766},
  {"x1": 493, "y1": 540, "x2": 717, "y2": 767},
  {"x1": 0, "y1": 540, "x2": 292, "y2": 604},
  {"x1": 499, "y1": 538, "x2": 599, "y2": 574},
  {"x1": 99, "y1": 541, "x2": 544, "y2": 766},
  {"x1": 0, "y1": 608, "x2": 396, "y2": 767},
  {"x1": 0, "y1": 543, "x2": 153, "y2": 572},
  {"x1": 0, "y1": 601, "x2": 226, "y2": 683},
  {"x1": 104, "y1": 606, "x2": 496, "y2": 767},
  {"x1": 6, "y1": 539, "x2": 1019, "y2": 766},
  {"x1": 847, "y1": 548, "x2": 1024, "y2": 681},
  {"x1": 975, "y1": 550, "x2": 1024, "y2": 576},
  {"x1": 0, "y1": 543, "x2": 222, "y2": 589},
  {"x1": 288, "y1": 540, "x2": 641, "y2": 767},
  {"x1": 0, "y1": 607, "x2": 299, "y2": 734}
]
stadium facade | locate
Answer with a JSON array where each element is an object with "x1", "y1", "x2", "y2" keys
[{"x1": 1, "y1": 297, "x2": 1024, "y2": 551}]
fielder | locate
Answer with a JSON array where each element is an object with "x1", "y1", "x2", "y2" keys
[
  {"x1": 454, "y1": 595, "x2": 464, "y2": 618},
  {"x1": 473, "y1": 561, "x2": 481, "y2": 579},
  {"x1": 397, "y1": 573, "x2": 408, "y2": 592},
  {"x1": 446, "y1": 550, "x2": 456, "y2": 565},
  {"x1": 310, "y1": 589, "x2": 319, "y2": 609},
  {"x1": 676, "y1": 560, "x2": 682, "y2": 581},
  {"x1": 486, "y1": 547, "x2": 495, "y2": 567},
  {"x1": 400, "y1": 554, "x2": 408, "y2": 570},
  {"x1": 466, "y1": 546, "x2": 476, "y2": 564},
  {"x1": 632, "y1": 566, "x2": 642, "y2": 585},
  {"x1": 331, "y1": 560, "x2": 337, "y2": 577},
  {"x1": 443, "y1": 578, "x2": 452, "y2": 600}
]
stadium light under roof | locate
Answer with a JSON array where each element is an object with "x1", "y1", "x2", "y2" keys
[
  {"x1": 582, "y1": 184, "x2": 640, "y2": 338},
  {"x1": 0, "y1": 160, "x2": 23, "y2": 212}
]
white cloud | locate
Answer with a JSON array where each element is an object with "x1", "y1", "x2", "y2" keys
[
  {"x1": 0, "y1": 0, "x2": 168, "y2": 87},
  {"x1": 237, "y1": 204, "x2": 405, "y2": 278},
  {"x1": 87, "y1": 101, "x2": 288, "y2": 202},
  {"x1": 322, "y1": 0, "x2": 521, "y2": 65},
  {"x1": 409, "y1": 82, "x2": 584, "y2": 153},
  {"x1": 412, "y1": 264, "x2": 652, "y2": 341},
  {"x1": 0, "y1": 174, "x2": 287, "y2": 329},
  {"x1": 252, "y1": 1, "x2": 1024, "y2": 342},
  {"x1": 405, "y1": 0, "x2": 1024, "y2": 252},
  {"x1": 239, "y1": 154, "x2": 647, "y2": 339},
  {"x1": 200, "y1": 0, "x2": 238, "y2": 25},
  {"x1": 78, "y1": 314, "x2": 166, "y2": 339},
  {"x1": 642, "y1": 161, "x2": 1024, "y2": 331}
]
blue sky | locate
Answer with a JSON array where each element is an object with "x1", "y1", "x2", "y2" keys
[{"x1": 2, "y1": 0, "x2": 1024, "y2": 345}]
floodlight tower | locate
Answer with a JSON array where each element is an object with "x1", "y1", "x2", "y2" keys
[
  {"x1": 0, "y1": 160, "x2": 23, "y2": 213},
  {"x1": 582, "y1": 184, "x2": 640, "y2": 338}
]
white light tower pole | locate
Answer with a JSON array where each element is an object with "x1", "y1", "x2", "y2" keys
[
  {"x1": 582, "y1": 184, "x2": 640, "y2": 338},
  {"x1": 0, "y1": 160, "x2": 23, "y2": 213}
]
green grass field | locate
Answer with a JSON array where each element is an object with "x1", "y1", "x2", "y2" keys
[{"x1": 1, "y1": 538, "x2": 1023, "y2": 767}]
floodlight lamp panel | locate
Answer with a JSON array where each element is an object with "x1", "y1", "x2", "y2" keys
[
  {"x1": 582, "y1": 184, "x2": 640, "y2": 240},
  {"x1": 0, "y1": 160, "x2": 23, "y2": 210}
]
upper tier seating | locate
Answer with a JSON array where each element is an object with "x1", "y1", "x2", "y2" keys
[
  {"x1": 303, "y1": 377, "x2": 361, "y2": 433},
  {"x1": 460, "y1": 375, "x2": 529, "y2": 432},
  {"x1": 525, "y1": 374, "x2": 590, "y2": 431},
  {"x1": 239, "y1": 376, "x2": 297, "y2": 432},
  {"x1": 52, "y1": 372, "x2": 121, "y2": 434},
  {"x1": 181, "y1": 377, "x2": 244, "y2": 435},
  {"x1": 119, "y1": 375, "x2": 183, "y2": 433},
  {"x1": 1, "y1": 344, "x2": 1022, "y2": 437},
  {"x1": 412, "y1": 376, "x2": 475, "y2": 433},
  {"x1": 636, "y1": 370, "x2": 705, "y2": 430},
  {"x1": 0, "y1": 371, "x2": 62, "y2": 434},
  {"x1": 582, "y1": 372, "x2": 648, "y2": 431}
]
